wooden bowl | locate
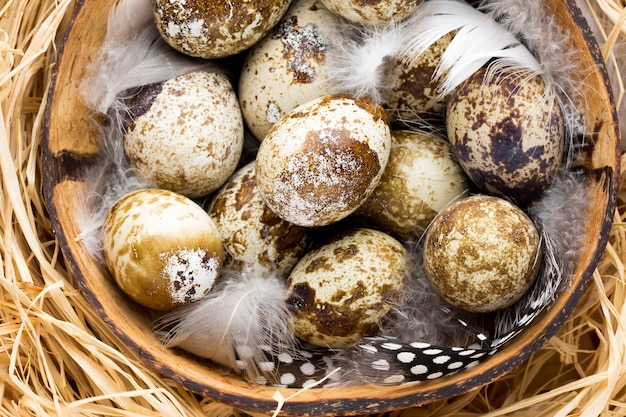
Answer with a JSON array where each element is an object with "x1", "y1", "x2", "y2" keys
[{"x1": 43, "y1": 0, "x2": 620, "y2": 415}]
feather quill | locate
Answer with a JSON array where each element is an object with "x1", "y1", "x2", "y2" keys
[{"x1": 155, "y1": 267, "x2": 301, "y2": 385}]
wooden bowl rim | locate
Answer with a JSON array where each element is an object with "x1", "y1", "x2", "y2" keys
[{"x1": 42, "y1": 0, "x2": 621, "y2": 415}]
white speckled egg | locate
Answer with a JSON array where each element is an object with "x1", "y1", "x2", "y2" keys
[
  {"x1": 153, "y1": 0, "x2": 290, "y2": 59},
  {"x1": 286, "y1": 228, "x2": 409, "y2": 348},
  {"x1": 207, "y1": 161, "x2": 310, "y2": 278},
  {"x1": 255, "y1": 94, "x2": 391, "y2": 227},
  {"x1": 239, "y1": 0, "x2": 335, "y2": 141},
  {"x1": 102, "y1": 188, "x2": 224, "y2": 311},
  {"x1": 423, "y1": 195, "x2": 541, "y2": 313},
  {"x1": 320, "y1": 0, "x2": 422, "y2": 26},
  {"x1": 124, "y1": 71, "x2": 244, "y2": 198},
  {"x1": 354, "y1": 130, "x2": 470, "y2": 238},
  {"x1": 446, "y1": 67, "x2": 564, "y2": 207}
]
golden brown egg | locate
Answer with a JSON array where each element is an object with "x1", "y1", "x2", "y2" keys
[
  {"x1": 287, "y1": 228, "x2": 409, "y2": 348},
  {"x1": 423, "y1": 195, "x2": 541, "y2": 313},
  {"x1": 102, "y1": 189, "x2": 224, "y2": 311},
  {"x1": 385, "y1": 32, "x2": 453, "y2": 123},
  {"x1": 353, "y1": 129, "x2": 470, "y2": 238}
]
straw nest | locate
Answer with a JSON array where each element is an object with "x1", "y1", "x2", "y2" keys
[{"x1": 1, "y1": 0, "x2": 625, "y2": 415}]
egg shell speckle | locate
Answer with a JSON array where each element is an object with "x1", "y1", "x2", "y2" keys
[
  {"x1": 446, "y1": 68, "x2": 564, "y2": 207},
  {"x1": 320, "y1": 0, "x2": 422, "y2": 26},
  {"x1": 239, "y1": 0, "x2": 335, "y2": 141},
  {"x1": 124, "y1": 71, "x2": 244, "y2": 198},
  {"x1": 423, "y1": 195, "x2": 541, "y2": 313},
  {"x1": 354, "y1": 130, "x2": 470, "y2": 238},
  {"x1": 153, "y1": 0, "x2": 291, "y2": 59},
  {"x1": 208, "y1": 161, "x2": 310, "y2": 278},
  {"x1": 287, "y1": 228, "x2": 409, "y2": 348},
  {"x1": 102, "y1": 189, "x2": 224, "y2": 311},
  {"x1": 255, "y1": 94, "x2": 391, "y2": 227}
]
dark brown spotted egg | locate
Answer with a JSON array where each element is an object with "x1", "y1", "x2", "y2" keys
[
  {"x1": 320, "y1": 0, "x2": 422, "y2": 26},
  {"x1": 446, "y1": 67, "x2": 564, "y2": 207},
  {"x1": 207, "y1": 161, "x2": 310, "y2": 278},
  {"x1": 353, "y1": 129, "x2": 470, "y2": 238},
  {"x1": 238, "y1": 0, "x2": 335, "y2": 141},
  {"x1": 102, "y1": 189, "x2": 224, "y2": 311},
  {"x1": 124, "y1": 71, "x2": 243, "y2": 199},
  {"x1": 423, "y1": 195, "x2": 541, "y2": 313},
  {"x1": 255, "y1": 94, "x2": 391, "y2": 227},
  {"x1": 287, "y1": 228, "x2": 409, "y2": 348},
  {"x1": 153, "y1": 0, "x2": 290, "y2": 59}
]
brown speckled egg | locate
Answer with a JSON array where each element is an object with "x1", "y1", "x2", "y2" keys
[
  {"x1": 446, "y1": 67, "x2": 564, "y2": 207},
  {"x1": 386, "y1": 32, "x2": 453, "y2": 123},
  {"x1": 239, "y1": 0, "x2": 335, "y2": 142},
  {"x1": 207, "y1": 161, "x2": 310, "y2": 278},
  {"x1": 287, "y1": 228, "x2": 409, "y2": 348},
  {"x1": 354, "y1": 130, "x2": 470, "y2": 238},
  {"x1": 320, "y1": 0, "x2": 422, "y2": 26},
  {"x1": 423, "y1": 195, "x2": 541, "y2": 313},
  {"x1": 102, "y1": 189, "x2": 224, "y2": 311},
  {"x1": 124, "y1": 71, "x2": 244, "y2": 198},
  {"x1": 255, "y1": 94, "x2": 391, "y2": 227},
  {"x1": 153, "y1": 0, "x2": 290, "y2": 59}
]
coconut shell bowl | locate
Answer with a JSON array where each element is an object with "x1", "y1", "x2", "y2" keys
[{"x1": 43, "y1": 0, "x2": 620, "y2": 415}]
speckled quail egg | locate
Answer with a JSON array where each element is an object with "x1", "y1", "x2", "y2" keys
[
  {"x1": 207, "y1": 161, "x2": 310, "y2": 278},
  {"x1": 385, "y1": 32, "x2": 453, "y2": 123},
  {"x1": 102, "y1": 188, "x2": 224, "y2": 311},
  {"x1": 287, "y1": 228, "x2": 409, "y2": 348},
  {"x1": 320, "y1": 0, "x2": 422, "y2": 26},
  {"x1": 124, "y1": 71, "x2": 244, "y2": 198},
  {"x1": 446, "y1": 67, "x2": 564, "y2": 207},
  {"x1": 239, "y1": 0, "x2": 335, "y2": 141},
  {"x1": 423, "y1": 195, "x2": 541, "y2": 313},
  {"x1": 255, "y1": 94, "x2": 391, "y2": 227},
  {"x1": 153, "y1": 0, "x2": 290, "y2": 59},
  {"x1": 353, "y1": 129, "x2": 470, "y2": 238}
]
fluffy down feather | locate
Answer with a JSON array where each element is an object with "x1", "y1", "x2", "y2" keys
[
  {"x1": 325, "y1": 19, "x2": 411, "y2": 104},
  {"x1": 155, "y1": 268, "x2": 301, "y2": 385}
]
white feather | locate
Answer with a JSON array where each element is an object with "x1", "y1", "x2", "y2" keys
[
  {"x1": 80, "y1": 0, "x2": 217, "y2": 114},
  {"x1": 401, "y1": 0, "x2": 543, "y2": 98},
  {"x1": 480, "y1": 0, "x2": 588, "y2": 154},
  {"x1": 155, "y1": 267, "x2": 300, "y2": 384},
  {"x1": 326, "y1": 20, "x2": 410, "y2": 103}
]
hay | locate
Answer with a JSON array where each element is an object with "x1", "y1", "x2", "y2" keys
[{"x1": 0, "y1": 0, "x2": 624, "y2": 416}]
